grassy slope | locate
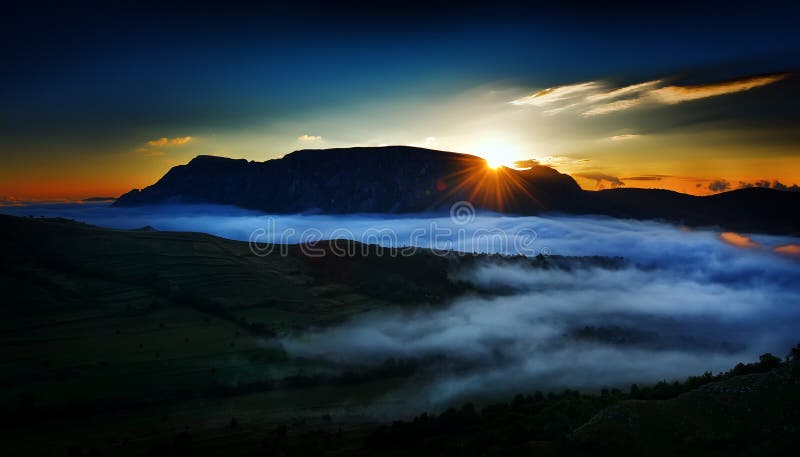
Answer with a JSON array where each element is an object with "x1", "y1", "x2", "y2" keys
[
  {"x1": 0, "y1": 214, "x2": 589, "y2": 455},
  {"x1": 1, "y1": 215, "x2": 796, "y2": 456},
  {"x1": 0, "y1": 215, "x2": 465, "y2": 454},
  {"x1": 571, "y1": 365, "x2": 800, "y2": 456}
]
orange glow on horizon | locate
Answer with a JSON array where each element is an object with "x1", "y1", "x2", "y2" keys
[{"x1": 1, "y1": 146, "x2": 798, "y2": 201}]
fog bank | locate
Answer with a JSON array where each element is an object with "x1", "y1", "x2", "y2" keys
[{"x1": 3, "y1": 202, "x2": 799, "y2": 409}]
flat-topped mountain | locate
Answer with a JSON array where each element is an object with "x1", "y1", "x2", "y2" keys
[
  {"x1": 114, "y1": 146, "x2": 800, "y2": 234},
  {"x1": 115, "y1": 146, "x2": 583, "y2": 213}
]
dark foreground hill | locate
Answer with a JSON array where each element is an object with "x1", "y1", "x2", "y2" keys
[
  {"x1": 1, "y1": 214, "x2": 798, "y2": 456},
  {"x1": 114, "y1": 146, "x2": 800, "y2": 234}
]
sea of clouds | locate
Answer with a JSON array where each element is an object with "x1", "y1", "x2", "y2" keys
[{"x1": 3, "y1": 202, "x2": 799, "y2": 410}]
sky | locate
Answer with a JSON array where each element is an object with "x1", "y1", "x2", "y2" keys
[{"x1": 2, "y1": 1, "x2": 800, "y2": 200}]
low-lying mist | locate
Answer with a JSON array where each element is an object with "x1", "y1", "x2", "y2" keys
[
  {"x1": 3, "y1": 202, "x2": 799, "y2": 411},
  {"x1": 285, "y1": 258, "x2": 800, "y2": 408}
]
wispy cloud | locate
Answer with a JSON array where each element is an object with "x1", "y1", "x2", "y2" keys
[
  {"x1": 146, "y1": 136, "x2": 193, "y2": 147},
  {"x1": 609, "y1": 133, "x2": 641, "y2": 141},
  {"x1": 512, "y1": 73, "x2": 790, "y2": 118},
  {"x1": 584, "y1": 74, "x2": 789, "y2": 116},
  {"x1": 585, "y1": 80, "x2": 662, "y2": 102},
  {"x1": 511, "y1": 82, "x2": 601, "y2": 107},
  {"x1": 575, "y1": 172, "x2": 624, "y2": 189},
  {"x1": 298, "y1": 134, "x2": 323, "y2": 142},
  {"x1": 649, "y1": 74, "x2": 789, "y2": 104},
  {"x1": 622, "y1": 175, "x2": 666, "y2": 181},
  {"x1": 583, "y1": 98, "x2": 645, "y2": 116}
]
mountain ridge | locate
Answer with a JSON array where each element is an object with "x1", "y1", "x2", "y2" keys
[{"x1": 114, "y1": 146, "x2": 800, "y2": 234}]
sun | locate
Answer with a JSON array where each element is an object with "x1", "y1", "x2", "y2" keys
[{"x1": 476, "y1": 137, "x2": 520, "y2": 170}]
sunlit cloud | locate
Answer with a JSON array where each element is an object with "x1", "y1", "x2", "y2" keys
[
  {"x1": 585, "y1": 79, "x2": 661, "y2": 102},
  {"x1": 720, "y1": 232, "x2": 760, "y2": 249},
  {"x1": 297, "y1": 134, "x2": 323, "y2": 142},
  {"x1": 511, "y1": 81, "x2": 601, "y2": 107},
  {"x1": 582, "y1": 98, "x2": 644, "y2": 116},
  {"x1": 0, "y1": 196, "x2": 22, "y2": 207},
  {"x1": 512, "y1": 159, "x2": 540, "y2": 169},
  {"x1": 514, "y1": 73, "x2": 790, "y2": 118},
  {"x1": 609, "y1": 133, "x2": 641, "y2": 141},
  {"x1": 421, "y1": 136, "x2": 438, "y2": 147},
  {"x1": 542, "y1": 102, "x2": 581, "y2": 116},
  {"x1": 146, "y1": 136, "x2": 193, "y2": 147},
  {"x1": 537, "y1": 155, "x2": 581, "y2": 166},
  {"x1": 649, "y1": 74, "x2": 789, "y2": 104},
  {"x1": 774, "y1": 244, "x2": 800, "y2": 257}
]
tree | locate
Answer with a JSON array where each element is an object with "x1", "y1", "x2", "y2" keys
[{"x1": 759, "y1": 353, "x2": 781, "y2": 370}]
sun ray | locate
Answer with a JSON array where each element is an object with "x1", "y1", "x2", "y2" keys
[{"x1": 433, "y1": 153, "x2": 545, "y2": 212}]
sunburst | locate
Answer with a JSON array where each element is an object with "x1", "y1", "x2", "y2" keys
[{"x1": 435, "y1": 155, "x2": 543, "y2": 212}]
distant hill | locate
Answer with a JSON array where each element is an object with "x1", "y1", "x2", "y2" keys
[{"x1": 114, "y1": 146, "x2": 800, "y2": 234}]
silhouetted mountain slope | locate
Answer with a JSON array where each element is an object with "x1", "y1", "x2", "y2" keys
[
  {"x1": 114, "y1": 146, "x2": 800, "y2": 234},
  {"x1": 582, "y1": 187, "x2": 800, "y2": 234},
  {"x1": 114, "y1": 146, "x2": 583, "y2": 213}
]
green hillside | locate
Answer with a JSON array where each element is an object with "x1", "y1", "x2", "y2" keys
[{"x1": 0, "y1": 214, "x2": 796, "y2": 456}]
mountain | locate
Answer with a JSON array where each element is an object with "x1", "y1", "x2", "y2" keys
[
  {"x1": 114, "y1": 146, "x2": 800, "y2": 234},
  {"x1": 114, "y1": 146, "x2": 583, "y2": 213}
]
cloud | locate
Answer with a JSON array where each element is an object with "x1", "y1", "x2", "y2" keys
[
  {"x1": 542, "y1": 102, "x2": 582, "y2": 116},
  {"x1": 298, "y1": 134, "x2": 323, "y2": 142},
  {"x1": 720, "y1": 231, "x2": 759, "y2": 249},
  {"x1": 282, "y1": 222, "x2": 800, "y2": 405},
  {"x1": 512, "y1": 159, "x2": 540, "y2": 169},
  {"x1": 609, "y1": 133, "x2": 641, "y2": 141},
  {"x1": 575, "y1": 172, "x2": 624, "y2": 188},
  {"x1": 511, "y1": 82, "x2": 601, "y2": 107},
  {"x1": 146, "y1": 136, "x2": 193, "y2": 147},
  {"x1": 410, "y1": 136, "x2": 439, "y2": 148},
  {"x1": 582, "y1": 97, "x2": 646, "y2": 116},
  {"x1": 585, "y1": 80, "x2": 662, "y2": 102},
  {"x1": 513, "y1": 73, "x2": 790, "y2": 117},
  {"x1": 0, "y1": 196, "x2": 22, "y2": 207},
  {"x1": 739, "y1": 180, "x2": 800, "y2": 192},
  {"x1": 708, "y1": 179, "x2": 731, "y2": 192},
  {"x1": 622, "y1": 175, "x2": 665, "y2": 181},
  {"x1": 774, "y1": 244, "x2": 800, "y2": 257},
  {"x1": 648, "y1": 74, "x2": 789, "y2": 104}
]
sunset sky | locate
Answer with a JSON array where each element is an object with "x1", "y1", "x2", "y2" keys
[{"x1": 2, "y1": 2, "x2": 799, "y2": 200}]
